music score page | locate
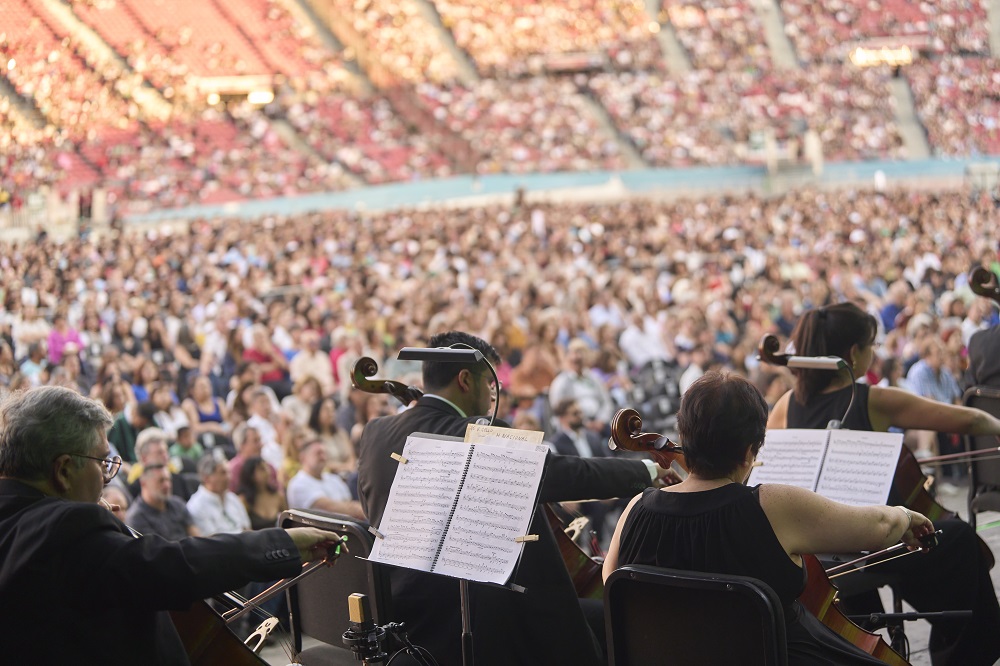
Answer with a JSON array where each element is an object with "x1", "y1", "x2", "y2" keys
[
  {"x1": 748, "y1": 429, "x2": 902, "y2": 506},
  {"x1": 369, "y1": 433, "x2": 547, "y2": 585}
]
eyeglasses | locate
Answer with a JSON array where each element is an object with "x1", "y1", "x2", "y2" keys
[{"x1": 67, "y1": 453, "x2": 123, "y2": 482}]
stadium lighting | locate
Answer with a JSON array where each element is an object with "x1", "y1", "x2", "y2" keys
[{"x1": 248, "y1": 90, "x2": 275, "y2": 106}]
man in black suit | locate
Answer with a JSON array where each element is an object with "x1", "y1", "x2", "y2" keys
[
  {"x1": 548, "y1": 397, "x2": 606, "y2": 458},
  {"x1": 0, "y1": 386, "x2": 340, "y2": 665},
  {"x1": 358, "y1": 331, "x2": 670, "y2": 666}
]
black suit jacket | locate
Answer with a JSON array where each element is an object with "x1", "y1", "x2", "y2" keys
[
  {"x1": 549, "y1": 428, "x2": 607, "y2": 458},
  {"x1": 0, "y1": 479, "x2": 301, "y2": 665},
  {"x1": 965, "y1": 325, "x2": 1000, "y2": 390},
  {"x1": 357, "y1": 396, "x2": 650, "y2": 666}
]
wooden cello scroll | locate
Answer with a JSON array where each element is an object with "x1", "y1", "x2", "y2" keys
[
  {"x1": 757, "y1": 333, "x2": 787, "y2": 366},
  {"x1": 970, "y1": 265, "x2": 1000, "y2": 306},
  {"x1": 351, "y1": 356, "x2": 424, "y2": 405},
  {"x1": 608, "y1": 408, "x2": 688, "y2": 472}
]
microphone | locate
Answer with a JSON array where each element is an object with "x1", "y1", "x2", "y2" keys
[
  {"x1": 784, "y1": 356, "x2": 846, "y2": 371},
  {"x1": 756, "y1": 334, "x2": 854, "y2": 429},
  {"x1": 342, "y1": 593, "x2": 387, "y2": 663}
]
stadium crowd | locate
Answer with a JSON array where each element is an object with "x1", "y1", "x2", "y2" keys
[
  {"x1": 1, "y1": 185, "x2": 997, "y2": 534},
  {"x1": 3, "y1": 0, "x2": 999, "y2": 214}
]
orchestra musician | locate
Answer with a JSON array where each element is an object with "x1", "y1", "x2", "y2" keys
[
  {"x1": 768, "y1": 302, "x2": 1000, "y2": 665},
  {"x1": 357, "y1": 331, "x2": 676, "y2": 666},
  {"x1": 0, "y1": 386, "x2": 342, "y2": 665},
  {"x1": 603, "y1": 371, "x2": 935, "y2": 665}
]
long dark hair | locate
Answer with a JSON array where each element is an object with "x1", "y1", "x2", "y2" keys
[
  {"x1": 237, "y1": 456, "x2": 275, "y2": 507},
  {"x1": 308, "y1": 396, "x2": 338, "y2": 435},
  {"x1": 789, "y1": 302, "x2": 877, "y2": 405}
]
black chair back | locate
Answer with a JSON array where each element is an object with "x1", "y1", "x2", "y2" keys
[
  {"x1": 605, "y1": 565, "x2": 787, "y2": 666},
  {"x1": 280, "y1": 510, "x2": 390, "y2": 664},
  {"x1": 962, "y1": 386, "x2": 1000, "y2": 526}
]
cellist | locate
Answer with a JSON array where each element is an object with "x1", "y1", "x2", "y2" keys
[
  {"x1": 604, "y1": 371, "x2": 934, "y2": 665},
  {"x1": 768, "y1": 302, "x2": 1000, "y2": 665},
  {"x1": 0, "y1": 386, "x2": 342, "y2": 665}
]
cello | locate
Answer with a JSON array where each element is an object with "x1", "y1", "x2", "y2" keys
[{"x1": 608, "y1": 407, "x2": 913, "y2": 666}]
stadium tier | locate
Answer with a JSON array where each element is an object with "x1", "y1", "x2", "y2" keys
[{"x1": 1, "y1": 0, "x2": 997, "y2": 213}]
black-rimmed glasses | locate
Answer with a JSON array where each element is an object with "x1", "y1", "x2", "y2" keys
[{"x1": 68, "y1": 453, "x2": 123, "y2": 482}]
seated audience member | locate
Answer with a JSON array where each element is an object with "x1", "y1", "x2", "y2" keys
[
  {"x1": 286, "y1": 438, "x2": 364, "y2": 520},
  {"x1": 548, "y1": 338, "x2": 615, "y2": 436},
  {"x1": 126, "y1": 427, "x2": 193, "y2": 501},
  {"x1": 237, "y1": 456, "x2": 288, "y2": 531},
  {"x1": 101, "y1": 484, "x2": 131, "y2": 522},
  {"x1": 108, "y1": 400, "x2": 157, "y2": 463},
  {"x1": 548, "y1": 398, "x2": 603, "y2": 458},
  {"x1": 281, "y1": 375, "x2": 322, "y2": 428},
  {"x1": 0, "y1": 386, "x2": 340, "y2": 664},
  {"x1": 289, "y1": 331, "x2": 335, "y2": 395},
  {"x1": 247, "y1": 388, "x2": 285, "y2": 471},
  {"x1": 227, "y1": 423, "x2": 278, "y2": 493},
  {"x1": 150, "y1": 382, "x2": 189, "y2": 440},
  {"x1": 125, "y1": 463, "x2": 200, "y2": 540},
  {"x1": 187, "y1": 455, "x2": 251, "y2": 535},
  {"x1": 169, "y1": 425, "x2": 204, "y2": 464},
  {"x1": 181, "y1": 375, "x2": 231, "y2": 452},
  {"x1": 309, "y1": 395, "x2": 356, "y2": 474},
  {"x1": 604, "y1": 372, "x2": 934, "y2": 665}
]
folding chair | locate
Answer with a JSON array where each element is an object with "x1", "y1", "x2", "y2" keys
[
  {"x1": 605, "y1": 565, "x2": 787, "y2": 666},
  {"x1": 962, "y1": 386, "x2": 1000, "y2": 527},
  {"x1": 280, "y1": 510, "x2": 391, "y2": 666}
]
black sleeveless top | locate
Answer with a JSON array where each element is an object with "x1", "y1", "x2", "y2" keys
[
  {"x1": 617, "y1": 485, "x2": 889, "y2": 665},
  {"x1": 618, "y1": 484, "x2": 806, "y2": 607},
  {"x1": 786, "y1": 384, "x2": 874, "y2": 432}
]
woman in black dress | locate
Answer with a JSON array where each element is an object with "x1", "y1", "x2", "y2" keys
[
  {"x1": 768, "y1": 302, "x2": 1000, "y2": 665},
  {"x1": 604, "y1": 372, "x2": 933, "y2": 665}
]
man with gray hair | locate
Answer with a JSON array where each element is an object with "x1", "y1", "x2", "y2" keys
[
  {"x1": 186, "y1": 454, "x2": 251, "y2": 535},
  {"x1": 0, "y1": 386, "x2": 342, "y2": 664}
]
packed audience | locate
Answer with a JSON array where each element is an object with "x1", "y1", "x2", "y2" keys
[
  {"x1": 1, "y1": 186, "x2": 998, "y2": 530},
  {"x1": 664, "y1": 0, "x2": 772, "y2": 72},
  {"x1": 415, "y1": 77, "x2": 627, "y2": 173},
  {"x1": 779, "y1": 0, "x2": 991, "y2": 63},
  {"x1": 906, "y1": 55, "x2": 1000, "y2": 157},
  {"x1": 431, "y1": 0, "x2": 663, "y2": 76},
  {"x1": 588, "y1": 64, "x2": 903, "y2": 165}
]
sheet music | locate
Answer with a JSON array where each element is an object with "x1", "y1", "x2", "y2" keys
[
  {"x1": 747, "y1": 429, "x2": 829, "y2": 490},
  {"x1": 433, "y1": 442, "x2": 548, "y2": 584},
  {"x1": 815, "y1": 430, "x2": 902, "y2": 506},
  {"x1": 369, "y1": 436, "x2": 470, "y2": 571}
]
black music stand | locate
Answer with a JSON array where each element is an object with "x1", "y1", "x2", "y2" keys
[{"x1": 385, "y1": 345, "x2": 513, "y2": 666}]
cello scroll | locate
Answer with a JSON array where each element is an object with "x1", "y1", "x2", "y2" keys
[
  {"x1": 970, "y1": 266, "x2": 1000, "y2": 306},
  {"x1": 608, "y1": 408, "x2": 687, "y2": 471},
  {"x1": 351, "y1": 357, "x2": 424, "y2": 406}
]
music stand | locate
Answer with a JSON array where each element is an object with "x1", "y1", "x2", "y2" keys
[{"x1": 387, "y1": 345, "x2": 512, "y2": 666}]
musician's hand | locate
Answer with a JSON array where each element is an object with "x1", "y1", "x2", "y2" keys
[
  {"x1": 653, "y1": 464, "x2": 683, "y2": 488},
  {"x1": 899, "y1": 509, "x2": 934, "y2": 550},
  {"x1": 286, "y1": 527, "x2": 346, "y2": 562}
]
